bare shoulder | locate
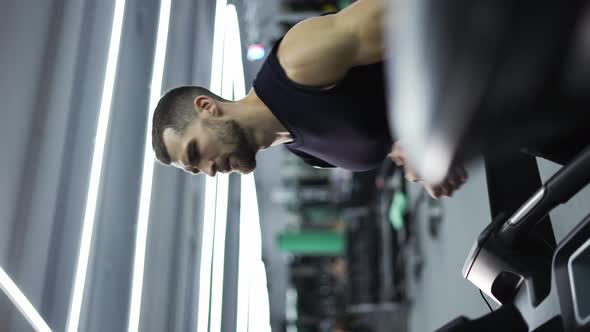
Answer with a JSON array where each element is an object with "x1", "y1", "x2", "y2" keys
[
  {"x1": 276, "y1": 14, "x2": 347, "y2": 87},
  {"x1": 275, "y1": 0, "x2": 385, "y2": 88}
]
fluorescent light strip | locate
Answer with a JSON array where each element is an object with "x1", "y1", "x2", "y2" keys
[
  {"x1": 208, "y1": 4, "x2": 240, "y2": 331},
  {"x1": 209, "y1": 0, "x2": 228, "y2": 94},
  {"x1": 196, "y1": 1, "x2": 227, "y2": 331},
  {"x1": 197, "y1": 177, "x2": 217, "y2": 332},
  {"x1": 239, "y1": 183, "x2": 272, "y2": 332},
  {"x1": 237, "y1": 176, "x2": 254, "y2": 332},
  {"x1": 231, "y1": 4, "x2": 264, "y2": 328},
  {"x1": 227, "y1": 4, "x2": 246, "y2": 101},
  {"x1": 234, "y1": 16, "x2": 271, "y2": 325},
  {"x1": 208, "y1": 174, "x2": 228, "y2": 332},
  {"x1": 234, "y1": 5, "x2": 272, "y2": 330},
  {"x1": 65, "y1": 1, "x2": 126, "y2": 331},
  {"x1": 249, "y1": 261, "x2": 271, "y2": 332},
  {"x1": 244, "y1": 184, "x2": 271, "y2": 332},
  {"x1": 212, "y1": 4, "x2": 271, "y2": 332},
  {"x1": 0, "y1": 266, "x2": 51, "y2": 332},
  {"x1": 232, "y1": 27, "x2": 254, "y2": 332},
  {"x1": 285, "y1": 288, "x2": 298, "y2": 332},
  {"x1": 238, "y1": 174, "x2": 265, "y2": 332},
  {"x1": 126, "y1": 0, "x2": 172, "y2": 331},
  {"x1": 247, "y1": 274, "x2": 257, "y2": 331}
]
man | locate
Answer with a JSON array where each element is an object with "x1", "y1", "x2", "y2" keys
[{"x1": 151, "y1": 0, "x2": 467, "y2": 198}]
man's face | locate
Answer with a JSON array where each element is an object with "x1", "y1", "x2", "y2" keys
[{"x1": 163, "y1": 117, "x2": 257, "y2": 176}]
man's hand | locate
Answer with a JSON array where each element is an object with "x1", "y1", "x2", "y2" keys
[{"x1": 390, "y1": 142, "x2": 468, "y2": 199}]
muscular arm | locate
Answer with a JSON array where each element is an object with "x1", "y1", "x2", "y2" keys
[{"x1": 277, "y1": 0, "x2": 385, "y2": 87}]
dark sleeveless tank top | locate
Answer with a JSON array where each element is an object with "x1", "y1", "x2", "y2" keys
[{"x1": 252, "y1": 38, "x2": 393, "y2": 171}]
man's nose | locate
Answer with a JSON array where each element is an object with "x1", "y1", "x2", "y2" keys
[{"x1": 200, "y1": 160, "x2": 216, "y2": 177}]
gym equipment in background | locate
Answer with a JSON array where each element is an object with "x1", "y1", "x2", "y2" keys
[
  {"x1": 389, "y1": 0, "x2": 590, "y2": 330},
  {"x1": 459, "y1": 147, "x2": 590, "y2": 332},
  {"x1": 278, "y1": 153, "x2": 414, "y2": 331}
]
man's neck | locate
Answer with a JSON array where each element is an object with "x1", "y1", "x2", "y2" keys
[{"x1": 224, "y1": 88, "x2": 292, "y2": 150}]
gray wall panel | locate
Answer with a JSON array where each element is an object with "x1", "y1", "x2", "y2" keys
[
  {"x1": 13, "y1": 0, "x2": 87, "y2": 323},
  {"x1": 0, "y1": 0, "x2": 117, "y2": 330},
  {"x1": 0, "y1": 0, "x2": 56, "y2": 270},
  {"x1": 44, "y1": 0, "x2": 119, "y2": 329},
  {"x1": 138, "y1": 0, "x2": 215, "y2": 330},
  {"x1": 79, "y1": 0, "x2": 161, "y2": 331}
]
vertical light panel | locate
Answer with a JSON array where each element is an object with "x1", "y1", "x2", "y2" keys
[
  {"x1": 209, "y1": 5, "x2": 241, "y2": 331},
  {"x1": 238, "y1": 173, "x2": 272, "y2": 332},
  {"x1": 127, "y1": 0, "x2": 172, "y2": 330},
  {"x1": 285, "y1": 288, "x2": 298, "y2": 332},
  {"x1": 237, "y1": 49, "x2": 272, "y2": 332},
  {"x1": 235, "y1": 19, "x2": 253, "y2": 332},
  {"x1": 231, "y1": 2, "x2": 266, "y2": 328},
  {"x1": 226, "y1": 4, "x2": 246, "y2": 101},
  {"x1": 248, "y1": 262, "x2": 271, "y2": 332},
  {"x1": 197, "y1": 176, "x2": 218, "y2": 332},
  {"x1": 237, "y1": 176, "x2": 256, "y2": 332},
  {"x1": 0, "y1": 267, "x2": 52, "y2": 332},
  {"x1": 66, "y1": 0, "x2": 126, "y2": 331},
  {"x1": 196, "y1": 1, "x2": 227, "y2": 331},
  {"x1": 209, "y1": 0, "x2": 228, "y2": 94},
  {"x1": 232, "y1": 2, "x2": 270, "y2": 328},
  {"x1": 208, "y1": 172, "x2": 228, "y2": 332},
  {"x1": 209, "y1": 3, "x2": 270, "y2": 332}
]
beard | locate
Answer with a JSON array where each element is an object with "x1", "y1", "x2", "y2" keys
[{"x1": 202, "y1": 118, "x2": 257, "y2": 173}]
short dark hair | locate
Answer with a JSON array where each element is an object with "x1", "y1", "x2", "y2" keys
[{"x1": 151, "y1": 86, "x2": 224, "y2": 165}]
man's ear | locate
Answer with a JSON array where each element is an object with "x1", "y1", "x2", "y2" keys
[{"x1": 194, "y1": 95, "x2": 222, "y2": 117}]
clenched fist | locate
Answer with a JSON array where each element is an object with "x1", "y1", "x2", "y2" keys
[{"x1": 389, "y1": 142, "x2": 468, "y2": 199}]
